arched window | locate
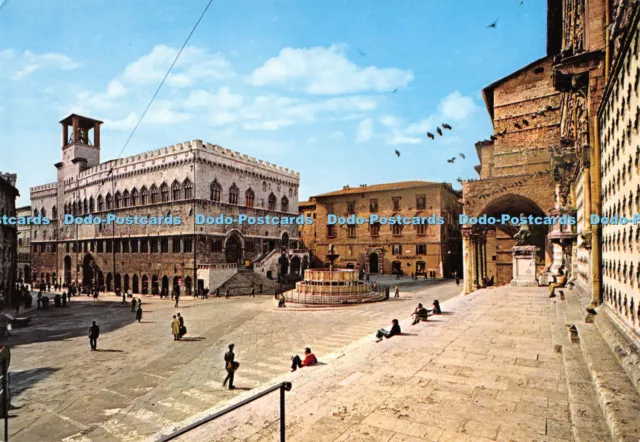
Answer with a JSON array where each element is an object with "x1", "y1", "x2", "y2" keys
[
  {"x1": 41, "y1": 207, "x2": 46, "y2": 218},
  {"x1": 281, "y1": 196, "x2": 289, "y2": 213},
  {"x1": 141, "y1": 186, "x2": 148, "y2": 205},
  {"x1": 106, "y1": 193, "x2": 112, "y2": 210},
  {"x1": 115, "y1": 191, "x2": 122, "y2": 209},
  {"x1": 262, "y1": 181, "x2": 267, "y2": 192},
  {"x1": 150, "y1": 185, "x2": 159, "y2": 204},
  {"x1": 172, "y1": 180, "x2": 182, "y2": 201},
  {"x1": 97, "y1": 195, "x2": 104, "y2": 211},
  {"x1": 183, "y1": 178, "x2": 193, "y2": 199},
  {"x1": 210, "y1": 180, "x2": 221, "y2": 202},
  {"x1": 268, "y1": 193, "x2": 276, "y2": 211},
  {"x1": 289, "y1": 188, "x2": 293, "y2": 198},
  {"x1": 123, "y1": 190, "x2": 130, "y2": 207},
  {"x1": 34, "y1": 208, "x2": 39, "y2": 217},
  {"x1": 83, "y1": 198, "x2": 88, "y2": 214},
  {"x1": 89, "y1": 197, "x2": 94, "y2": 213},
  {"x1": 245, "y1": 188, "x2": 255, "y2": 207},
  {"x1": 160, "y1": 183, "x2": 169, "y2": 202},
  {"x1": 73, "y1": 201, "x2": 79, "y2": 215},
  {"x1": 131, "y1": 188, "x2": 139, "y2": 206},
  {"x1": 51, "y1": 206, "x2": 57, "y2": 220},
  {"x1": 229, "y1": 183, "x2": 239, "y2": 204}
]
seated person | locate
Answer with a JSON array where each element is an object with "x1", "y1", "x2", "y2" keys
[
  {"x1": 411, "y1": 303, "x2": 430, "y2": 325},
  {"x1": 291, "y1": 347, "x2": 317, "y2": 371},
  {"x1": 376, "y1": 319, "x2": 401, "y2": 342},
  {"x1": 432, "y1": 300, "x2": 442, "y2": 315},
  {"x1": 549, "y1": 269, "x2": 567, "y2": 298},
  {"x1": 278, "y1": 295, "x2": 286, "y2": 308}
]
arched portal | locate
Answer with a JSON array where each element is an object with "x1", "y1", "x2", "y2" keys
[
  {"x1": 82, "y1": 254, "x2": 97, "y2": 288},
  {"x1": 124, "y1": 274, "x2": 130, "y2": 292},
  {"x1": 278, "y1": 254, "x2": 289, "y2": 276},
  {"x1": 470, "y1": 193, "x2": 550, "y2": 288},
  {"x1": 162, "y1": 275, "x2": 169, "y2": 291},
  {"x1": 225, "y1": 231, "x2": 243, "y2": 264},
  {"x1": 24, "y1": 265, "x2": 31, "y2": 283},
  {"x1": 152, "y1": 275, "x2": 159, "y2": 294},
  {"x1": 281, "y1": 232, "x2": 289, "y2": 249},
  {"x1": 106, "y1": 273, "x2": 113, "y2": 292},
  {"x1": 369, "y1": 253, "x2": 379, "y2": 274},
  {"x1": 114, "y1": 273, "x2": 121, "y2": 291},
  {"x1": 142, "y1": 275, "x2": 149, "y2": 294},
  {"x1": 133, "y1": 274, "x2": 139, "y2": 294},
  {"x1": 97, "y1": 271, "x2": 104, "y2": 290},
  {"x1": 64, "y1": 256, "x2": 72, "y2": 285},
  {"x1": 290, "y1": 256, "x2": 301, "y2": 275}
]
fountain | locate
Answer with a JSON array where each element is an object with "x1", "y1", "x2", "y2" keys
[{"x1": 283, "y1": 244, "x2": 388, "y2": 306}]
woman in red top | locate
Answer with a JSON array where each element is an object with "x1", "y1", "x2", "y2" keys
[{"x1": 291, "y1": 347, "x2": 317, "y2": 371}]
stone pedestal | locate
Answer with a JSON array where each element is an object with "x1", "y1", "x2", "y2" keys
[{"x1": 511, "y1": 245, "x2": 539, "y2": 287}]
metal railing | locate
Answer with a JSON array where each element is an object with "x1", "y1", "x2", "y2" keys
[{"x1": 159, "y1": 381, "x2": 292, "y2": 442}]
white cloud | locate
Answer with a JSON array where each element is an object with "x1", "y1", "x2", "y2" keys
[
  {"x1": 122, "y1": 44, "x2": 234, "y2": 87},
  {"x1": 379, "y1": 115, "x2": 400, "y2": 127},
  {"x1": 104, "y1": 112, "x2": 138, "y2": 131},
  {"x1": 247, "y1": 45, "x2": 414, "y2": 95},
  {"x1": 438, "y1": 91, "x2": 478, "y2": 121},
  {"x1": 389, "y1": 130, "x2": 422, "y2": 145},
  {"x1": 356, "y1": 118, "x2": 373, "y2": 143},
  {"x1": 0, "y1": 49, "x2": 81, "y2": 79},
  {"x1": 329, "y1": 131, "x2": 344, "y2": 139}
]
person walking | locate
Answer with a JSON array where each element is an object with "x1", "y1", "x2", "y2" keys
[
  {"x1": 171, "y1": 315, "x2": 180, "y2": 340},
  {"x1": 455, "y1": 272, "x2": 460, "y2": 286},
  {"x1": 67, "y1": 289, "x2": 72, "y2": 303},
  {"x1": 225, "y1": 287, "x2": 230, "y2": 299},
  {"x1": 394, "y1": 286, "x2": 400, "y2": 298},
  {"x1": 177, "y1": 313, "x2": 185, "y2": 338},
  {"x1": 223, "y1": 344, "x2": 237, "y2": 389},
  {"x1": 36, "y1": 292, "x2": 42, "y2": 310},
  {"x1": 131, "y1": 297, "x2": 136, "y2": 312},
  {"x1": 122, "y1": 292, "x2": 126, "y2": 304},
  {"x1": 136, "y1": 304, "x2": 143, "y2": 323},
  {"x1": 89, "y1": 321, "x2": 100, "y2": 351},
  {"x1": 215, "y1": 288, "x2": 220, "y2": 298},
  {"x1": 250, "y1": 284, "x2": 255, "y2": 298}
]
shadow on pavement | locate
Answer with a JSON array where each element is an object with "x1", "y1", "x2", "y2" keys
[
  {"x1": 9, "y1": 367, "x2": 59, "y2": 398},
  {"x1": 177, "y1": 337, "x2": 206, "y2": 342}
]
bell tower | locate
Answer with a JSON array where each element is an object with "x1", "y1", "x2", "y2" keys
[{"x1": 55, "y1": 114, "x2": 103, "y2": 181}]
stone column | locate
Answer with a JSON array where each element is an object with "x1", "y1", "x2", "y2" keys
[
  {"x1": 462, "y1": 228, "x2": 474, "y2": 294},
  {"x1": 473, "y1": 237, "x2": 479, "y2": 290}
]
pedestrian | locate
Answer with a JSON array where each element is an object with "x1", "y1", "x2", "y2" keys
[
  {"x1": 89, "y1": 320, "x2": 100, "y2": 351},
  {"x1": 216, "y1": 288, "x2": 220, "y2": 298},
  {"x1": 225, "y1": 287, "x2": 230, "y2": 299},
  {"x1": 259, "y1": 283, "x2": 263, "y2": 294},
  {"x1": 455, "y1": 272, "x2": 460, "y2": 286},
  {"x1": 171, "y1": 315, "x2": 180, "y2": 340},
  {"x1": 36, "y1": 292, "x2": 42, "y2": 310},
  {"x1": 250, "y1": 285, "x2": 255, "y2": 297},
  {"x1": 67, "y1": 289, "x2": 72, "y2": 303},
  {"x1": 177, "y1": 313, "x2": 185, "y2": 337},
  {"x1": 93, "y1": 289, "x2": 99, "y2": 301},
  {"x1": 62, "y1": 292, "x2": 67, "y2": 307},
  {"x1": 174, "y1": 292, "x2": 180, "y2": 307},
  {"x1": 394, "y1": 286, "x2": 400, "y2": 298},
  {"x1": 136, "y1": 305, "x2": 143, "y2": 322},
  {"x1": 131, "y1": 297, "x2": 136, "y2": 312},
  {"x1": 122, "y1": 292, "x2": 126, "y2": 304},
  {"x1": 222, "y1": 344, "x2": 237, "y2": 389}
]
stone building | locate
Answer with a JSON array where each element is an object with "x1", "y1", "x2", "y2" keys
[
  {"x1": 599, "y1": 2, "x2": 640, "y2": 339},
  {"x1": 299, "y1": 181, "x2": 462, "y2": 277},
  {"x1": 0, "y1": 172, "x2": 19, "y2": 298},
  {"x1": 16, "y1": 205, "x2": 31, "y2": 283},
  {"x1": 461, "y1": 55, "x2": 561, "y2": 292},
  {"x1": 30, "y1": 114, "x2": 301, "y2": 294}
]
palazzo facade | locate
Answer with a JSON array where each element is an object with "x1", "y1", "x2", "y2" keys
[
  {"x1": 0, "y1": 172, "x2": 19, "y2": 298},
  {"x1": 30, "y1": 114, "x2": 300, "y2": 294}
]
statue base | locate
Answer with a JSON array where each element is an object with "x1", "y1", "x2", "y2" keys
[{"x1": 511, "y1": 245, "x2": 539, "y2": 287}]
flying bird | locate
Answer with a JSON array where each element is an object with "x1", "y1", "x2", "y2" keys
[
  {"x1": 426, "y1": 132, "x2": 435, "y2": 140},
  {"x1": 486, "y1": 18, "x2": 499, "y2": 29},
  {"x1": 447, "y1": 157, "x2": 456, "y2": 163},
  {"x1": 358, "y1": 49, "x2": 367, "y2": 57},
  {"x1": 436, "y1": 127, "x2": 443, "y2": 136},
  {"x1": 522, "y1": 119, "x2": 529, "y2": 126},
  {"x1": 394, "y1": 150, "x2": 401, "y2": 157},
  {"x1": 520, "y1": 0, "x2": 524, "y2": 5},
  {"x1": 514, "y1": 122, "x2": 522, "y2": 129},
  {"x1": 442, "y1": 123, "x2": 452, "y2": 130},
  {"x1": 459, "y1": 153, "x2": 466, "y2": 159},
  {"x1": 392, "y1": 88, "x2": 398, "y2": 94}
]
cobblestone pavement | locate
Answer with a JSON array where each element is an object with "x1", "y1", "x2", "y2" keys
[
  {"x1": 170, "y1": 285, "x2": 575, "y2": 442},
  {"x1": 5, "y1": 279, "x2": 459, "y2": 441}
]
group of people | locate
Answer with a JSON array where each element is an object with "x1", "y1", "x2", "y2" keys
[
  {"x1": 170, "y1": 313, "x2": 187, "y2": 340},
  {"x1": 128, "y1": 296, "x2": 143, "y2": 322},
  {"x1": 375, "y1": 299, "x2": 444, "y2": 342}
]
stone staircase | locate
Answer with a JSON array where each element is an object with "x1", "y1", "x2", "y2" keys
[
  {"x1": 216, "y1": 270, "x2": 281, "y2": 296},
  {"x1": 553, "y1": 287, "x2": 640, "y2": 441}
]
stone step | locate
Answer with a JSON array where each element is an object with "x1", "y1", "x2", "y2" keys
[{"x1": 564, "y1": 288, "x2": 640, "y2": 441}]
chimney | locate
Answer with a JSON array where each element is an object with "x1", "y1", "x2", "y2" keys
[
  {"x1": 360, "y1": 184, "x2": 367, "y2": 187},
  {"x1": 343, "y1": 185, "x2": 350, "y2": 190}
]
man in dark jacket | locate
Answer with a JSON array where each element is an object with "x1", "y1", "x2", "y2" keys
[
  {"x1": 222, "y1": 344, "x2": 237, "y2": 389},
  {"x1": 89, "y1": 321, "x2": 100, "y2": 351}
]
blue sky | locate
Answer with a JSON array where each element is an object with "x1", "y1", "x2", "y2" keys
[{"x1": 0, "y1": 0, "x2": 547, "y2": 206}]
